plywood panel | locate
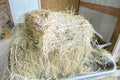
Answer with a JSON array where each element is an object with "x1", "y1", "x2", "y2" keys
[
  {"x1": 108, "y1": 18, "x2": 120, "y2": 52},
  {"x1": 0, "y1": 0, "x2": 13, "y2": 27},
  {"x1": 81, "y1": 0, "x2": 120, "y2": 8},
  {"x1": 80, "y1": 2, "x2": 120, "y2": 17},
  {"x1": 79, "y1": 7, "x2": 117, "y2": 42},
  {"x1": 0, "y1": 0, "x2": 7, "y2": 3},
  {"x1": 41, "y1": 0, "x2": 80, "y2": 12},
  {"x1": 79, "y1": 1, "x2": 120, "y2": 52},
  {"x1": 0, "y1": 3, "x2": 6, "y2": 9}
]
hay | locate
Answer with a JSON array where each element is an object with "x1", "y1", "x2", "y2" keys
[{"x1": 8, "y1": 10, "x2": 114, "y2": 80}]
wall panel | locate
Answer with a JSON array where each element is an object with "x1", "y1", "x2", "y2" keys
[{"x1": 79, "y1": 7, "x2": 117, "y2": 42}]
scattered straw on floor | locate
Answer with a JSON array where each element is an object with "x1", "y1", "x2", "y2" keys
[{"x1": 8, "y1": 10, "x2": 115, "y2": 80}]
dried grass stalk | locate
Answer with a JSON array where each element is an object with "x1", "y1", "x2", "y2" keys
[{"x1": 8, "y1": 10, "x2": 114, "y2": 80}]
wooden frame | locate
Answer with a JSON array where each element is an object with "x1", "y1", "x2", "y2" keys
[
  {"x1": 41, "y1": 0, "x2": 80, "y2": 12},
  {"x1": 0, "y1": 0, "x2": 13, "y2": 22},
  {"x1": 80, "y1": 1, "x2": 120, "y2": 52},
  {"x1": 6, "y1": 0, "x2": 13, "y2": 22}
]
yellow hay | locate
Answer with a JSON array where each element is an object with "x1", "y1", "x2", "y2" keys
[{"x1": 8, "y1": 10, "x2": 115, "y2": 80}]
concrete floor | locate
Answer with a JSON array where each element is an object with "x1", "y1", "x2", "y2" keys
[
  {"x1": 0, "y1": 38, "x2": 12, "y2": 79},
  {"x1": 117, "y1": 77, "x2": 120, "y2": 80}
]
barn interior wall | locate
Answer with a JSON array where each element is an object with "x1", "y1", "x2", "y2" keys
[{"x1": 79, "y1": 0, "x2": 120, "y2": 42}]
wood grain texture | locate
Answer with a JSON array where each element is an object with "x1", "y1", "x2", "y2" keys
[
  {"x1": 80, "y1": 2, "x2": 120, "y2": 17},
  {"x1": 41, "y1": 0, "x2": 80, "y2": 12},
  {"x1": 107, "y1": 18, "x2": 120, "y2": 52},
  {"x1": 6, "y1": 1, "x2": 13, "y2": 22},
  {"x1": 0, "y1": 0, "x2": 7, "y2": 4},
  {"x1": 0, "y1": 0, "x2": 13, "y2": 27},
  {"x1": 0, "y1": 3, "x2": 6, "y2": 9},
  {"x1": 80, "y1": 1, "x2": 120, "y2": 52}
]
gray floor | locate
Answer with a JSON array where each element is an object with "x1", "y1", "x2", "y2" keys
[{"x1": 118, "y1": 77, "x2": 120, "y2": 80}]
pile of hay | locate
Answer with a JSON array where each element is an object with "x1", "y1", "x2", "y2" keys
[{"x1": 8, "y1": 10, "x2": 115, "y2": 80}]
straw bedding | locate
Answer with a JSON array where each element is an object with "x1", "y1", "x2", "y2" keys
[{"x1": 8, "y1": 10, "x2": 115, "y2": 80}]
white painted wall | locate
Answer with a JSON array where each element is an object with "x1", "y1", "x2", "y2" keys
[{"x1": 9, "y1": 0, "x2": 41, "y2": 24}]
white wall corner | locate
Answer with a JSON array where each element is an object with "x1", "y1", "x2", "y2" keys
[{"x1": 8, "y1": 0, "x2": 40, "y2": 24}]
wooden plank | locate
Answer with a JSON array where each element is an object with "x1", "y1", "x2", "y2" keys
[
  {"x1": 107, "y1": 17, "x2": 120, "y2": 52},
  {"x1": 0, "y1": 0, "x2": 7, "y2": 4},
  {"x1": 0, "y1": 3, "x2": 6, "y2": 9},
  {"x1": 80, "y1": 2, "x2": 120, "y2": 17},
  {"x1": 41, "y1": 0, "x2": 80, "y2": 12},
  {"x1": 6, "y1": 1, "x2": 13, "y2": 22},
  {"x1": 80, "y1": 1, "x2": 120, "y2": 52},
  {"x1": 116, "y1": 62, "x2": 120, "y2": 69},
  {"x1": 0, "y1": 0, "x2": 13, "y2": 24}
]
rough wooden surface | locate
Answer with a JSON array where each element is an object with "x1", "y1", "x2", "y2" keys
[
  {"x1": 41, "y1": 0, "x2": 80, "y2": 12},
  {"x1": 108, "y1": 18, "x2": 120, "y2": 52},
  {"x1": 0, "y1": 0, "x2": 13, "y2": 27},
  {"x1": 80, "y1": 1, "x2": 120, "y2": 52},
  {"x1": 80, "y1": 2, "x2": 120, "y2": 17}
]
